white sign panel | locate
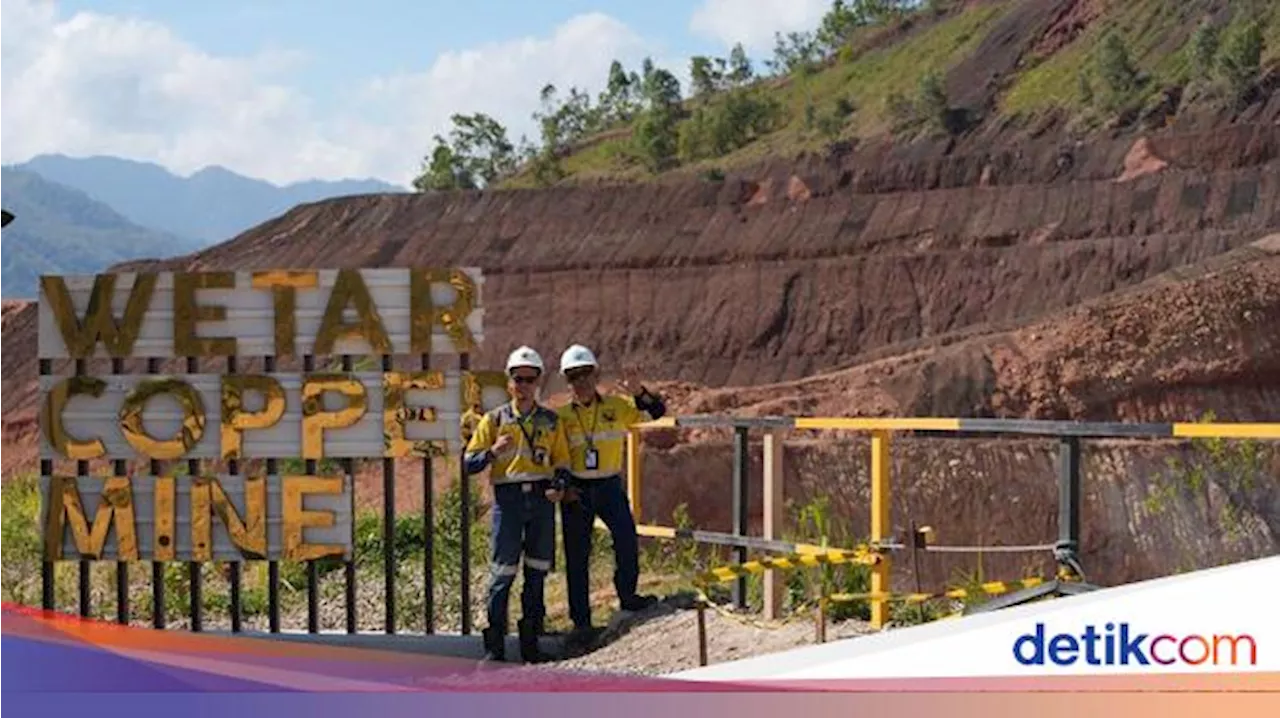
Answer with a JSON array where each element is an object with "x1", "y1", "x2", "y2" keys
[
  {"x1": 37, "y1": 268, "x2": 486, "y2": 359},
  {"x1": 40, "y1": 371, "x2": 468, "y2": 460}
]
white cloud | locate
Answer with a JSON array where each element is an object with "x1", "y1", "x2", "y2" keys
[
  {"x1": 0, "y1": 1, "x2": 676, "y2": 187},
  {"x1": 689, "y1": 0, "x2": 830, "y2": 53},
  {"x1": 1, "y1": 0, "x2": 345, "y2": 185},
  {"x1": 360, "y1": 12, "x2": 669, "y2": 185}
]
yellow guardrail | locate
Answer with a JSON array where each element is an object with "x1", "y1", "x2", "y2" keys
[
  {"x1": 622, "y1": 414, "x2": 1280, "y2": 630},
  {"x1": 632, "y1": 416, "x2": 1280, "y2": 439}
]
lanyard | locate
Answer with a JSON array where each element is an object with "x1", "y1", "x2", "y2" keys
[
  {"x1": 572, "y1": 397, "x2": 601, "y2": 449},
  {"x1": 513, "y1": 407, "x2": 539, "y2": 450}
]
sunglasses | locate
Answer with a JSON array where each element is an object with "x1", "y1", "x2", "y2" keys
[
  {"x1": 565, "y1": 368, "x2": 594, "y2": 382},
  {"x1": 510, "y1": 374, "x2": 539, "y2": 385}
]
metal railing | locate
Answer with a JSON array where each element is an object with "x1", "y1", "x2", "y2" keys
[
  {"x1": 34, "y1": 402, "x2": 1279, "y2": 635},
  {"x1": 38, "y1": 350, "x2": 475, "y2": 637},
  {"x1": 620, "y1": 415, "x2": 1280, "y2": 628}
]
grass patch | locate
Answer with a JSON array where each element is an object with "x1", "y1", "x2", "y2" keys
[{"x1": 0, "y1": 472, "x2": 1038, "y2": 633}]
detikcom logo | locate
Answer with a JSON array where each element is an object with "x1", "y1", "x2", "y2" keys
[{"x1": 1013, "y1": 622, "x2": 1258, "y2": 667}]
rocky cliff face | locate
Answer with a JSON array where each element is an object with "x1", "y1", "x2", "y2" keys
[{"x1": 6, "y1": 129, "x2": 1271, "y2": 403}]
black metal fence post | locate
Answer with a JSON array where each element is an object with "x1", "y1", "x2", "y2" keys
[
  {"x1": 39, "y1": 358, "x2": 55, "y2": 613},
  {"x1": 75, "y1": 358, "x2": 90, "y2": 620},
  {"x1": 458, "y1": 352, "x2": 471, "y2": 635},
  {"x1": 342, "y1": 355, "x2": 357, "y2": 634},
  {"x1": 382, "y1": 355, "x2": 397, "y2": 635},
  {"x1": 227, "y1": 355, "x2": 242, "y2": 633},
  {"x1": 147, "y1": 358, "x2": 165, "y2": 629},
  {"x1": 1057, "y1": 436, "x2": 1083, "y2": 579},
  {"x1": 113, "y1": 357, "x2": 129, "y2": 626},
  {"x1": 264, "y1": 355, "x2": 280, "y2": 634},
  {"x1": 732, "y1": 425, "x2": 749, "y2": 610},
  {"x1": 422, "y1": 352, "x2": 435, "y2": 635},
  {"x1": 186, "y1": 356, "x2": 202, "y2": 632},
  {"x1": 304, "y1": 354, "x2": 319, "y2": 634}
]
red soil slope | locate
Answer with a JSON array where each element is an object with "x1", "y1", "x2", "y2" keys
[{"x1": 3, "y1": 124, "x2": 1277, "y2": 588}]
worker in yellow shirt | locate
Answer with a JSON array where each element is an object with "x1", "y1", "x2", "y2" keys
[
  {"x1": 464, "y1": 346, "x2": 572, "y2": 663},
  {"x1": 555, "y1": 344, "x2": 666, "y2": 650}
]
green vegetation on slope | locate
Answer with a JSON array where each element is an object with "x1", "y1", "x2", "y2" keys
[
  {"x1": 416, "y1": 0, "x2": 976, "y2": 189},
  {"x1": 1003, "y1": 0, "x2": 1273, "y2": 127},
  {"x1": 409, "y1": 0, "x2": 1274, "y2": 190}
]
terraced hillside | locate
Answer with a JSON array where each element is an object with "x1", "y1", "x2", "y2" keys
[
  {"x1": 5, "y1": 126, "x2": 1277, "y2": 589},
  {"x1": 493, "y1": 0, "x2": 1280, "y2": 188},
  {"x1": 3, "y1": 0, "x2": 1277, "y2": 592}
]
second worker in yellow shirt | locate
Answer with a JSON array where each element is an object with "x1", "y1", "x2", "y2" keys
[{"x1": 555, "y1": 344, "x2": 666, "y2": 650}]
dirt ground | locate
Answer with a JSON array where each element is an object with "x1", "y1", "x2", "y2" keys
[{"x1": 541, "y1": 599, "x2": 877, "y2": 676}]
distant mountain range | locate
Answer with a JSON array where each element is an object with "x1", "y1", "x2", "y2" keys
[
  {"x1": 13, "y1": 154, "x2": 405, "y2": 244},
  {"x1": 1, "y1": 167, "x2": 201, "y2": 299},
  {"x1": 0, "y1": 154, "x2": 407, "y2": 300}
]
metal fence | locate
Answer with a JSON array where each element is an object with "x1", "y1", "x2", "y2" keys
[
  {"x1": 35, "y1": 393, "x2": 1280, "y2": 634},
  {"x1": 38, "y1": 350, "x2": 483, "y2": 636},
  {"x1": 622, "y1": 416, "x2": 1280, "y2": 628}
]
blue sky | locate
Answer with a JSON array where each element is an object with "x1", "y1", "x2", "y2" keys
[
  {"x1": 51, "y1": 0, "x2": 722, "y2": 114},
  {"x1": 2, "y1": 0, "x2": 831, "y2": 186}
]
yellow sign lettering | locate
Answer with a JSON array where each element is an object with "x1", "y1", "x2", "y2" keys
[
  {"x1": 118, "y1": 378, "x2": 206, "y2": 459},
  {"x1": 313, "y1": 269, "x2": 391, "y2": 355},
  {"x1": 40, "y1": 274, "x2": 156, "y2": 358},
  {"x1": 300, "y1": 374, "x2": 367, "y2": 459},
  {"x1": 41, "y1": 376, "x2": 107, "y2": 460},
  {"x1": 153, "y1": 476, "x2": 176, "y2": 560},
  {"x1": 189, "y1": 476, "x2": 267, "y2": 561},
  {"x1": 411, "y1": 269, "x2": 478, "y2": 354},
  {"x1": 460, "y1": 370, "x2": 507, "y2": 442},
  {"x1": 220, "y1": 375, "x2": 287, "y2": 460},
  {"x1": 43, "y1": 476, "x2": 138, "y2": 560},
  {"x1": 383, "y1": 370, "x2": 448, "y2": 458},
  {"x1": 282, "y1": 475, "x2": 345, "y2": 561},
  {"x1": 173, "y1": 272, "x2": 237, "y2": 356},
  {"x1": 250, "y1": 270, "x2": 319, "y2": 358}
]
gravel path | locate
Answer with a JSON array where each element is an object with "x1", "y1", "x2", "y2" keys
[{"x1": 539, "y1": 598, "x2": 878, "y2": 676}]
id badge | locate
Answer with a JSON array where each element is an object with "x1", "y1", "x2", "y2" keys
[
  {"x1": 533, "y1": 447, "x2": 548, "y2": 466},
  {"x1": 585, "y1": 448, "x2": 599, "y2": 471}
]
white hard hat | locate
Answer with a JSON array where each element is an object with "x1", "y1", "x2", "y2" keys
[
  {"x1": 506, "y1": 346, "x2": 544, "y2": 374},
  {"x1": 560, "y1": 344, "x2": 598, "y2": 373}
]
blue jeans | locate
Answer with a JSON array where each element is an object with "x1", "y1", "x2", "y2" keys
[
  {"x1": 560, "y1": 475, "x2": 640, "y2": 630},
  {"x1": 486, "y1": 481, "x2": 556, "y2": 634}
]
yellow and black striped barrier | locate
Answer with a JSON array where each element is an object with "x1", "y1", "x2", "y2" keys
[
  {"x1": 687, "y1": 575, "x2": 1053, "y2": 663},
  {"x1": 826, "y1": 577, "x2": 1047, "y2": 605},
  {"x1": 632, "y1": 523, "x2": 875, "y2": 558},
  {"x1": 693, "y1": 546, "x2": 881, "y2": 587}
]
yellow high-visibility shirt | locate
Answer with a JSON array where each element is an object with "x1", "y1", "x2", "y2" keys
[
  {"x1": 464, "y1": 401, "x2": 570, "y2": 485},
  {"x1": 556, "y1": 393, "x2": 652, "y2": 479}
]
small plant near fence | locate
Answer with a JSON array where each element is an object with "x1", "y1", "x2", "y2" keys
[{"x1": 1144, "y1": 411, "x2": 1269, "y2": 543}]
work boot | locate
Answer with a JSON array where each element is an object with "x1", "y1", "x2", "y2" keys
[
  {"x1": 518, "y1": 618, "x2": 551, "y2": 664},
  {"x1": 620, "y1": 594, "x2": 659, "y2": 612},
  {"x1": 566, "y1": 624, "x2": 603, "y2": 653},
  {"x1": 481, "y1": 626, "x2": 505, "y2": 662}
]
